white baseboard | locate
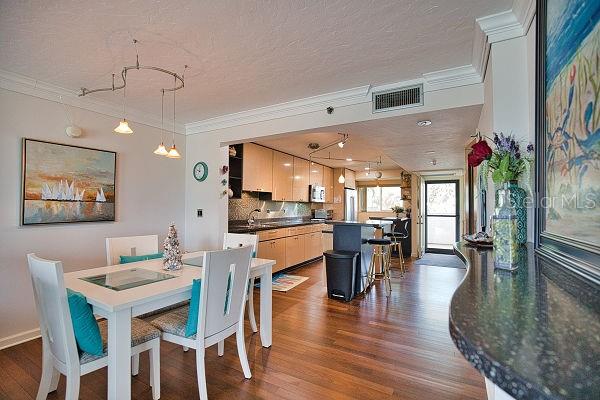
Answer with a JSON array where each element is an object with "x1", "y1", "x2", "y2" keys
[{"x1": 0, "y1": 328, "x2": 41, "y2": 350}]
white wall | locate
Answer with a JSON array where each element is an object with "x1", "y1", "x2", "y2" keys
[
  {"x1": 474, "y1": 19, "x2": 537, "y2": 242},
  {"x1": 184, "y1": 134, "x2": 228, "y2": 251},
  {"x1": 0, "y1": 89, "x2": 186, "y2": 346}
]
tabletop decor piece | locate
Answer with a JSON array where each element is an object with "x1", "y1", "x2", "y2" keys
[
  {"x1": 493, "y1": 184, "x2": 519, "y2": 270},
  {"x1": 193, "y1": 161, "x2": 208, "y2": 182},
  {"x1": 468, "y1": 132, "x2": 533, "y2": 245},
  {"x1": 390, "y1": 205, "x2": 404, "y2": 218},
  {"x1": 21, "y1": 138, "x2": 116, "y2": 225},
  {"x1": 163, "y1": 223, "x2": 183, "y2": 271},
  {"x1": 536, "y1": 0, "x2": 600, "y2": 281}
]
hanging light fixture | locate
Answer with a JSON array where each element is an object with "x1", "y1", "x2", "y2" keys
[
  {"x1": 154, "y1": 89, "x2": 169, "y2": 156},
  {"x1": 166, "y1": 76, "x2": 181, "y2": 159},
  {"x1": 338, "y1": 172, "x2": 345, "y2": 184},
  {"x1": 114, "y1": 75, "x2": 133, "y2": 134}
]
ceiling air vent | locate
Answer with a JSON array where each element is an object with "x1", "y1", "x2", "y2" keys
[{"x1": 372, "y1": 84, "x2": 423, "y2": 113}]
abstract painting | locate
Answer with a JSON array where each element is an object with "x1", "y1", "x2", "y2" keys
[
  {"x1": 21, "y1": 139, "x2": 116, "y2": 225},
  {"x1": 544, "y1": 0, "x2": 599, "y2": 246}
]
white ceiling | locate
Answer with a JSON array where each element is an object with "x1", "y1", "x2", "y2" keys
[
  {"x1": 258, "y1": 104, "x2": 482, "y2": 172},
  {"x1": 0, "y1": 0, "x2": 511, "y2": 123}
]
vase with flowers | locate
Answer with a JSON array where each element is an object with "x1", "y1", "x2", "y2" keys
[
  {"x1": 468, "y1": 132, "x2": 533, "y2": 270},
  {"x1": 391, "y1": 205, "x2": 404, "y2": 219}
]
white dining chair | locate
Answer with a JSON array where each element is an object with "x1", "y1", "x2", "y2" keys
[
  {"x1": 27, "y1": 254, "x2": 161, "y2": 400},
  {"x1": 222, "y1": 232, "x2": 259, "y2": 334},
  {"x1": 105, "y1": 234, "x2": 159, "y2": 266},
  {"x1": 150, "y1": 246, "x2": 253, "y2": 400}
]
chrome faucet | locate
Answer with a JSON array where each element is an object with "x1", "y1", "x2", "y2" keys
[{"x1": 248, "y1": 208, "x2": 261, "y2": 225}]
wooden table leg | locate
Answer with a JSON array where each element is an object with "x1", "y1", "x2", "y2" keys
[
  {"x1": 108, "y1": 308, "x2": 131, "y2": 400},
  {"x1": 259, "y1": 265, "x2": 272, "y2": 348}
]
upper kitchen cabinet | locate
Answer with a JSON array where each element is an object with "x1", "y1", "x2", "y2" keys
[
  {"x1": 343, "y1": 168, "x2": 356, "y2": 189},
  {"x1": 242, "y1": 143, "x2": 273, "y2": 192},
  {"x1": 309, "y1": 162, "x2": 324, "y2": 187},
  {"x1": 272, "y1": 150, "x2": 294, "y2": 201},
  {"x1": 323, "y1": 166, "x2": 334, "y2": 203},
  {"x1": 292, "y1": 157, "x2": 310, "y2": 202}
]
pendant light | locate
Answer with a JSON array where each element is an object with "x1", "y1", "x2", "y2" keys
[
  {"x1": 166, "y1": 76, "x2": 181, "y2": 159},
  {"x1": 153, "y1": 89, "x2": 168, "y2": 155},
  {"x1": 114, "y1": 77, "x2": 133, "y2": 134},
  {"x1": 338, "y1": 172, "x2": 345, "y2": 184}
]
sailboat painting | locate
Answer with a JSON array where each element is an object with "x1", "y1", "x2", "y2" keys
[{"x1": 21, "y1": 139, "x2": 116, "y2": 225}]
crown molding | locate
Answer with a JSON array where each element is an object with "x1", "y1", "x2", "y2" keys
[
  {"x1": 0, "y1": 69, "x2": 186, "y2": 134},
  {"x1": 423, "y1": 65, "x2": 481, "y2": 92},
  {"x1": 185, "y1": 85, "x2": 371, "y2": 134},
  {"x1": 512, "y1": 0, "x2": 536, "y2": 35}
]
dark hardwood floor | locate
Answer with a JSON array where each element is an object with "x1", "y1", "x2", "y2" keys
[{"x1": 0, "y1": 258, "x2": 486, "y2": 400}]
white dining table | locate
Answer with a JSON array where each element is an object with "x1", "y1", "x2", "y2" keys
[{"x1": 64, "y1": 251, "x2": 274, "y2": 400}]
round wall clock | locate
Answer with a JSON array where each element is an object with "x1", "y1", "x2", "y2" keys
[{"x1": 193, "y1": 161, "x2": 208, "y2": 182}]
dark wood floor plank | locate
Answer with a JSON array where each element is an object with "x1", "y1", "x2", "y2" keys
[{"x1": 0, "y1": 258, "x2": 485, "y2": 399}]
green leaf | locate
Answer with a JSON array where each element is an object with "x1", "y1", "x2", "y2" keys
[
  {"x1": 492, "y1": 169, "x2": 504, "y2": 184},
  {"x1": 500, "y1": 154, "x2": 510, "y2": 174}
]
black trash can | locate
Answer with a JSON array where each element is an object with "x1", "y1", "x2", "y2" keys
[{"x1": 324, "y1": 250, "x2": 359, "y2": 301}]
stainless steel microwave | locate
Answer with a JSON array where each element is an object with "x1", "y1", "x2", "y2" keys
[{"x1": 309, "y1": 185, "x2": 325, "y2": 203}]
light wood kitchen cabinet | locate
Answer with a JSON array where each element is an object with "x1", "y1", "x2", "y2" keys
[
  {"x1": 292, "y1": 157, "x2": 310, "y2": 202},
  {"x1": 272, "y1": 150, "x2": 294, "y2": 201},
  {"x1": 309, "y1": 162, "x2": 324, "y2": 187},
  {"x1": 257, "y1": 238, "x2": 286, "y2": 273},
  {"x1": 285, "y1": 234, "x2": 306, "y2": 266},
  {"x1": 242, "y1": 143, "x2": 273, "y2": 192},
  {"x1": 323, "y1": 166, "x2": 334, "y2": 203},
  {"x1": 344, "y1": 168, "x2": 356, "y2": 189},
  {"x1": 305, "y1": 232, "x2": 323, "y2": 259}
]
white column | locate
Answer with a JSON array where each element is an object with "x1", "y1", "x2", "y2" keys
[{"x1": 107, "y1": 308, "x2": 132, "y2": 400}]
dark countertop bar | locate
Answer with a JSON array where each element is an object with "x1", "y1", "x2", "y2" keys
[
  {"x1": 325, "y1": 219, "x2": 393, "y2": 228},
  {"x1": 451, "y1": 242, "x2": 600, "y2": 400},
  {"x1": 228, "y1": 218, "x2": 327, "y2": 233}
]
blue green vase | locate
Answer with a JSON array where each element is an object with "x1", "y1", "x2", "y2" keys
[{"x1": 495, "y1": 181, "x2": 527, "y2": 244}]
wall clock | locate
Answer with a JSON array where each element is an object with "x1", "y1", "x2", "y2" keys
[{"x1": 193, "y1": 161, "x2": 208, "y2": 182}]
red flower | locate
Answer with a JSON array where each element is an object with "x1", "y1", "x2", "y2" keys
[{"x1": 467, "y1": 139, "x2": 492, "y2": 167}]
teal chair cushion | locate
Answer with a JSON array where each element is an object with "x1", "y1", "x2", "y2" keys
[
  {"x1": 119, "y1": 252, "x2": 163, "y2": 264},
  {"x1": 66, "y1": 289, "x2": 103, "y2": 355},
  {"x1": 185, "y1": 279, "x2": 202, "y2": 337}
]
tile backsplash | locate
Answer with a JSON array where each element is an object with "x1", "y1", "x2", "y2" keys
[{"x1": 228, "y1": 192, "x2": 312, "y2": 221}]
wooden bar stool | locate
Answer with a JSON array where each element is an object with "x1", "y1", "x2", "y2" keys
[{"x1": 367, "y1": 238, "x2": 392, "y2": 295}]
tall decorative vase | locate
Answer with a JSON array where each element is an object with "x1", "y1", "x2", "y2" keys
[
  {"x1": 495, "y1": 181, "x2": 527, "y2": 244},
  {"x1": 493, "y1": 184, "x2": 519, "y2": 270}
]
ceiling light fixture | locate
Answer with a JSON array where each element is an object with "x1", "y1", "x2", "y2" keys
[
  {"x1": 166, "y1": 75, "x2": 181, "y2": 159},
  {"x1": 153, "y1": 89, "x2": 169, "y2": 156},
  {"x1": 114, "y1": 79, "x2": 133, "y2": 134},
  {"x1": 79, "y1": 38, "x2": 186, "y2": 144},
  {"x1": 338, "y1": 173, "x2": 345, "y2": 184},
  {"x1": 417, "y1": 120, "x2": 432, "y2": 127},
  {"x1": 346, "y1": 158, "x2": 353, "y2": 162}
]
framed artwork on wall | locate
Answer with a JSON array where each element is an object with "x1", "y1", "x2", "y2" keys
[
  {"x1": 21, "y1": 138, "x2": 117, "y2": 225},
  {"x1": 535, "y1": 0, "x2": 600, "y2": 281}
]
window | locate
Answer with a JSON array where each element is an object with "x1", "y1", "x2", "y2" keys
[{"x1": 361, "y1": 186, "x2": 404, "y2": 212}]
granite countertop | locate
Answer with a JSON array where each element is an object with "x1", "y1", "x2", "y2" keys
[
  {"x1": 451, "y1": 242, "x2": 600, "y2": 400},
  {"x1": 325, "y1": 219, "x2": 393, "y2": 227},
  {"x1": 228, "y1": 218, "x2": 327, "y2": 233}
]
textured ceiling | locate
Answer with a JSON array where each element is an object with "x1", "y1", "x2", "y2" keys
[
  {"x1": 0, "y1": 0, "x2": 511, "y2": 123},
  {"x1": 258, "y1": 105, "x2": 482, "y2": 172}
]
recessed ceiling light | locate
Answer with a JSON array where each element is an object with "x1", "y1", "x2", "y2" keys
[
  {"x1": 311, "y1": 170, "x2": 318, "y2": 173},
  {"x1": 346, "y1": 158, "x2": 353, "y2": 162},
  {"x1": 283, "y1": 163, "x2": 291, "y2": 167},
  {"x1": 425, "y1": 150, "x2": 436, "y2": 154},
  {"x1": 417, "y1": 120, "x2": 432, "y2": 127},
  {"x1": 364, "y1": 167, "x2": 370, "y2": 170}
]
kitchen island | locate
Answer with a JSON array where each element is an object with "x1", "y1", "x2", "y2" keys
[{"x1": 326, "y1": 220, "x2": 393, "y2": 295}]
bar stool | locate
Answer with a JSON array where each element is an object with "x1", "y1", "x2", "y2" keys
[
  {"x1": 385, "y1": 220, "x2": 409, "y2": 275},
  {"x1": 366, "y1": 238, "x2": 392, "y2": 295}
]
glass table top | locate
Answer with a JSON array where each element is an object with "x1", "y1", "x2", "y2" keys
[
  {"x1": 81, "y1": 268, "x2": 175, "y2": 291},
  {"x1": 182, "y1": 256, "x2": 203, "y2": 268}
]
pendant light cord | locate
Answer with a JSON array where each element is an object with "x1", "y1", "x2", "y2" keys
[
  {"x1": 160, "y1": 89, "x2": 165, "y2": 142},
  {"x1": 122, "y1": 73, "x2": 127, "y2": 120},
  {"x1": 172, "y1": 75, "x2": 176, "y2": 144}
]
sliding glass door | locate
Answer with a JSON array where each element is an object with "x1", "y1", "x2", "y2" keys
[{"x1": 425, "y1": 180, "x2": 459, "y2": 254}]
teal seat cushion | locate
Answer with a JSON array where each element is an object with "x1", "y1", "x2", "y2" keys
[
  {"x1": 185, "y1": 279, "x2": 202, "y2": 337},
  {"x1": 66, "y1": 289, "x2": 103, "y2": 355},
  {"x1": 119, "y1": 252, "x2": 163, "y2": 264}
]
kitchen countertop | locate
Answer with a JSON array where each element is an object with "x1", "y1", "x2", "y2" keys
[
  {"x1": 451, "y1": 242, "x2": 600, "y2": 400},
  {"x1": 325, "y1": 219, "x2": 393, "y2": 227},
  {"x1": 228, "y1": 219, "x2": 327, "y2": 233}
]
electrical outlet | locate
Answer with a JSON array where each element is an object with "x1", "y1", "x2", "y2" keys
[{"x1": 197, "y1": 209, "x2": 203, "y2": 217}]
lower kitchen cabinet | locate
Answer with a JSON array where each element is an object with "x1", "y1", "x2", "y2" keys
[
  {"x1": 285, "y1": 234, "x2": 306, "y2": 267},
  {"x1": 257, "y1": 238, "x2": 286, "y2": 273},
  {"x1": 305, "y1": 232, "x2": 323, "y2": 259}
]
